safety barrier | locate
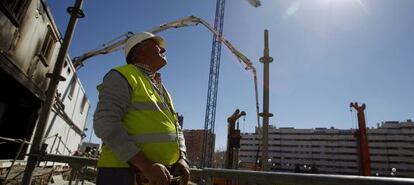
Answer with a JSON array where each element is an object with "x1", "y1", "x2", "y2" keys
[
  {"x1": 3, "y1": 153, "x2": 414, "y2": 185},
  {"x1": 190, "y1": 168, "x2": 414, "y2": 185}
]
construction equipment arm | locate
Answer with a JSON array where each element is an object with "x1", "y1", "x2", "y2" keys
[
  {"x1": 187, "y1": 16, "x2": 261, "y2": 128},
  {"x1": 73, "y1": 16, "x2": 253, "y2": 70},
  {"x1": 72, "y1": 16, "x2": 205, "y2": 68},
  {"x1": 72, "y1": 15, "x2": 261, "y2": 128}
]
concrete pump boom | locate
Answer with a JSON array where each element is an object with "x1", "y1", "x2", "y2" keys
[{"x1": 72, "y1": 14, "x2": 261, "y2": 131}]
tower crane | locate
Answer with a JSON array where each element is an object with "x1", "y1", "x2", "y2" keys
[
  {"x1": 72, "y1": 16, "x2": 261, "y2": 165},
  {"x1": 202, "y1": 0, "x2": 226, "y2": 168},
  {"x1": 202, "y1": 0, "x2": 262, "y2": 168}
]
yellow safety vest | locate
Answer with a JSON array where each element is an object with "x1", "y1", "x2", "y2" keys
[{"x1": 97, "y1": 64, "x2": 180, "y2": 168}]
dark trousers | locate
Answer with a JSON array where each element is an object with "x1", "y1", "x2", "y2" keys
[
  {"x1": 96, "y1": 168, "x2": 137, "y2": 185},
  {"x1": 96, "y1": 167, "x2": 180, "y2": 185}
]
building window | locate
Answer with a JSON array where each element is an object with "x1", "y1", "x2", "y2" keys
[
  {"x1": 0, "y1": 0, "x2": 30, "y2": 27},
  {"x1": 80, "y1": 95, "x2": 87, "y2": 114},
  {"x1": 64, "y1": 60, "x2": 68, "y2": 68},
  {"x1": 68, "y1": 79, "x2": 76, "y2": 100},
  {"x1": 39, "y1": 26, "x2": 57, "y2": 66}
]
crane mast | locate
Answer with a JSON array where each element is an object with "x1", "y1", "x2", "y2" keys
[
  {"x1": 202, "y1": 0, "x2": 226, "y2": 168},
  {"x1": 350, "y1": 102, "x2": 371, "y2": 176}
]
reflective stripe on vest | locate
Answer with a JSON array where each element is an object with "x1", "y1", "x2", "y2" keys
[
  {"x1": 128, "y1": 102, "x2": 168, "y2": 111},
  {"x1": 131, "y1": 133, "x2": 177, "y2": 143},
  {"x1": 97, "y1": 64, "x2": 180, "y2": 168}
]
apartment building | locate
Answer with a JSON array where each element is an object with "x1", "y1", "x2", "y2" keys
[
  {"x1": 239, "y1": 120, "x2": 414, "y2": 177},
  {"x1": 183, "y1": 129, "x2": 215, "y2": 167}
]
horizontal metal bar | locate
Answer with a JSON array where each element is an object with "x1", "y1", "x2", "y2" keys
[
  {"x1": 51, "y1": 105, "x2": 87, "y2": 138},
  {"x1": 190, "y1": 168, "x2": 414, "y2": 185},
  {"x1": 43, "y1": 154, "x2": 97, "y2": 166},
  {"x1": 0, "y1": 136, "x2": 31, "y2": 144}
]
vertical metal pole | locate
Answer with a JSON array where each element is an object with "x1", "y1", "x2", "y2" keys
[
  {"x1": 49, "y1": 134, "x2": 58, "y2": 154},
  {"x1": 21, "y1": 0, "x2": 84, "y2": 184},
  {"x1": 68, "y1": 168, "x2": 75, "y2": 185},
  {"x1": 259, "y1": 30, "x2": 274, "y2": 171},
  {"x1": 51, "y1": 136, "x2": 63, "y2": 168},
  {"x1": 44, "y1": 134, "x2": 58, "y2": 168},
  {"x1": 55, "y1": 136, "x2": 62, "y2": 154}
]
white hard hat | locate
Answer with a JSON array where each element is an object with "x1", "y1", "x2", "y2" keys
[{"x1": 124, "y1": 32, "x2": 166, "y2": 57}]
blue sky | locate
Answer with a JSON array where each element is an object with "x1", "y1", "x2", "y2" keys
[{"x1": 48, "y1": 0, "x2": 414, "y2": 150}]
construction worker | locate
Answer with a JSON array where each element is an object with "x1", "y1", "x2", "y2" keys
[{"x1": 94, "y1": 32, "x2": 189, "y2": 185}]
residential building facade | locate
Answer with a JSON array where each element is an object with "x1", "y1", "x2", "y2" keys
[
  {"x1": 183, "y1": 129, "x2": 215, "y2": 168},
  {"x1": 239, "y1": 120, "x2": 414, "y2": 177}
]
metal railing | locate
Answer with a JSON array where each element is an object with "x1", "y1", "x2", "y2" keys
[
  {"x1": 191, "y1": 168, "x2": 414, "y2": 185},
  {"x1": 0, "y1": 136, "x2": 29, "y2": 184},
  {"x1": 1, "y1": 134, "x2": 95, "y2": 184},
  {"x1": 3, "y1": 149, "x2": 414, "y2": 185},
  {"x1": 39, "y1": 154, "x2": 98, "y2": 185}
]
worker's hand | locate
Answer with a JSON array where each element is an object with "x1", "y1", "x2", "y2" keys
[
  {"x1": 172, "y1": 159, "x2": 190, "y2": 185},
  {"x1": 129, "y1": 152, "x2": 172, "y2": 185},
  {"x1": 143, "y1": 163, "x2": 173, "y2": 185}
]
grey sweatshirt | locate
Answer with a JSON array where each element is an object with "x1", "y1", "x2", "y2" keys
[{"x1": 93, "y1": 69, "x2": 186, "y2": 163}]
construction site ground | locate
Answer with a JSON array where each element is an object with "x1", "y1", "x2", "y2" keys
[{"x1": 0, "y1": 165, "x2": 96, "y2": 185}]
